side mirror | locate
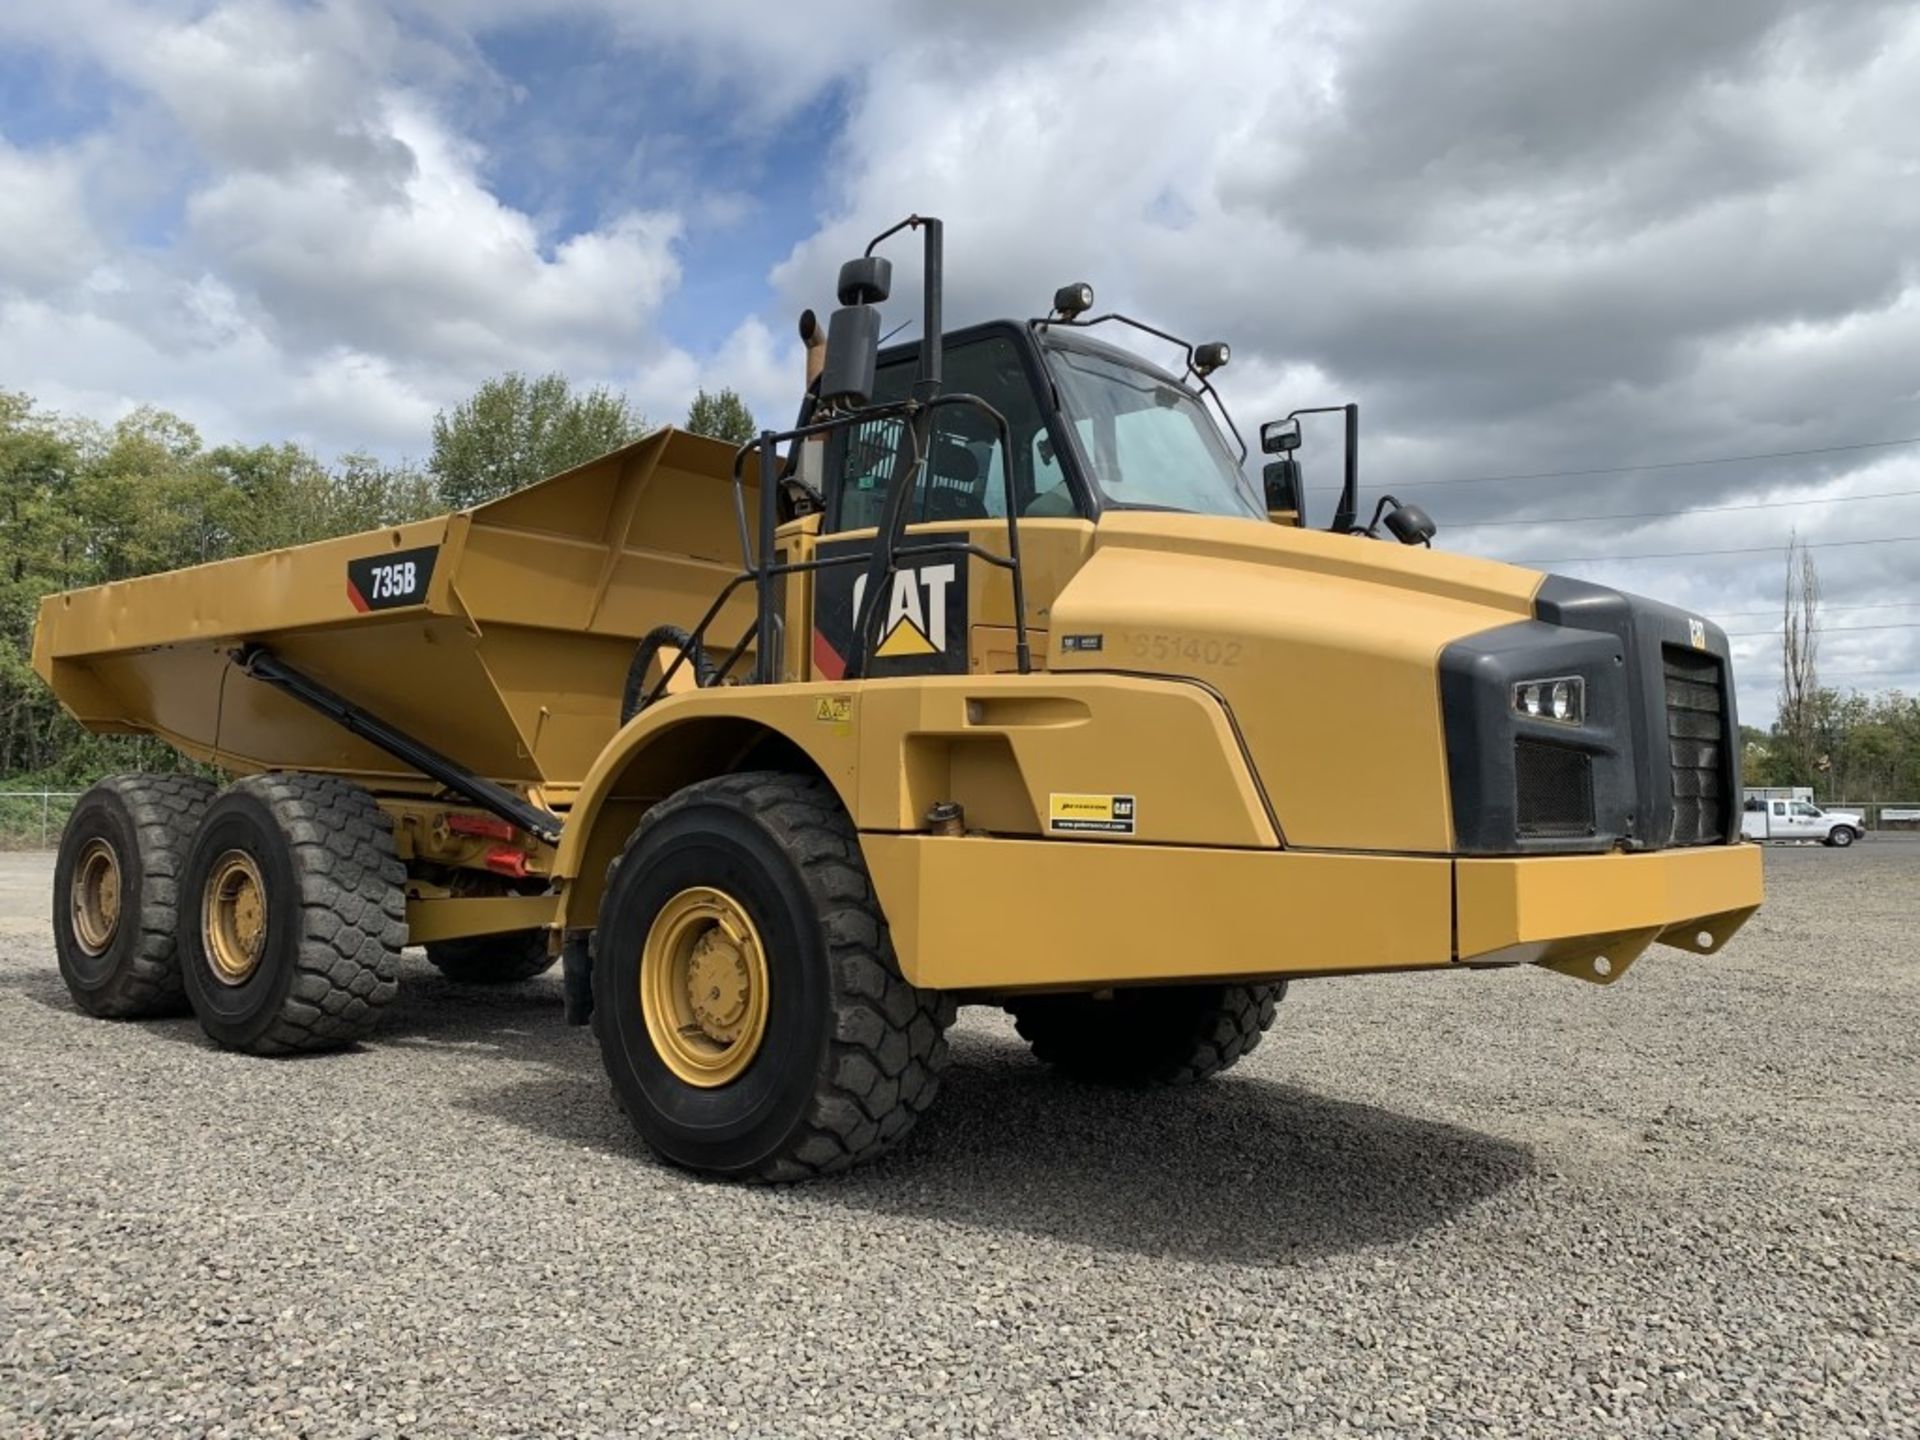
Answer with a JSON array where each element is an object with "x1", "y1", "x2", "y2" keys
[
  {"x1": 836, "y1": 256, "x2": 892, "y2": 305},
  {"x1": 1384, "y1": 502, "x2": 1436, "y2": 546},
  {"x1": 1263, "y1": 459, "x2": 1303, "y2": 518},
  {"x1": 1260, "y1": 418, "x2": 1301, "y2": 455},
  {"x1": 820, "y1": 302, "x2": 880, "y2": 407}
]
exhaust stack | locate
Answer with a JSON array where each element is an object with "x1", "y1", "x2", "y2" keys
[{"x1": 794, "y1": 308, "x2": 828, "y2": 492}]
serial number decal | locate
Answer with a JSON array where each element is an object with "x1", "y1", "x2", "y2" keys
[
  {"x1": 347, "y1": 546, "x2": 439, "y2": 612},
  {"x1": 1048, "y1": 793, "x2": 1137, "y2": 836},
  {"x1": 1125, "y1": 632, "x2": 1243, "y2": 667}
]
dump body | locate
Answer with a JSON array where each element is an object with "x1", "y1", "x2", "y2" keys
[{"x1": 33, "y1": 429, "x2": 757, "y2": 802}]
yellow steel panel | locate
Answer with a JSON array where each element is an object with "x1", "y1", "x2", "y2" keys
[
  {"x1": 852, "y1": 673, "x2": 1277, "y2": 845},
  {"x1": 1048, "y1": 512, "x2": 1541, "y2": 853},
  {"x1": 33, "y1": 516, "x2": 454, "y2": 663},
  {"x1": 406, "y1": 893, "x2": 560, "y2": 945},
  {"x1": 1455, "y1": 844, "x2": 1764, "y2": 960},
  {"x1": 862, "y1": 835, "x2": 1454, "y2": 989},
  {"x1": 33, "y1": 427, "x2": 762, "y2": 790}
]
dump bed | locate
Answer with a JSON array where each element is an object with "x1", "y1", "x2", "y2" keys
[{"x1": 33, "y1": 428, "x2": 761, "y2": 796}]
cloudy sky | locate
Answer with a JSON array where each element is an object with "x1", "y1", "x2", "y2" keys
[{"x1": 3, "y1": 0, "x2": 1917, "y2": 723}]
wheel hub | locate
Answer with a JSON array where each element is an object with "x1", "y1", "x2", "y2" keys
[
  {"x1": 203, "y1": 850, "x2": 268, "y2": 985},
  {"x1": 70, "y1": 838, "x2": 122, "y2": 956},
  {"x1": 640, "y1": 886, "x2": 770, "y2": 1087},
  {"x1": 687, "y1": 930, "x2": 752, "y2": 1040}
]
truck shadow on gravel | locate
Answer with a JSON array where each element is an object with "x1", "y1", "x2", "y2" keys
[
  {"x1": 8, "y1": 963, "x2": 1534, "y2": 1264},
  {"x1": 408, "y1": 985, "x2": 1536, "y2": 1267}
]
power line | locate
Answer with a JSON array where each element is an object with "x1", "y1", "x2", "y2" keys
[
  {"x1": 1445, "y1": 487, "x2": 1920, "y2": 529},
  {"x1": 1712, "y1": 600, "x2": 1920, "y2": 618},
  {"x1": 1386, "y1": 435, "x2": 1920, "y2": 490},
  {"x1": 1499, "y1": 534, "x2": 1920, "y2": 566},
  {"x1": 1724, "y1": 623, "x2": 1920, "y2": 638}
]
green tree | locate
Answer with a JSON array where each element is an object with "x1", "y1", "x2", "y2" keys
[
  {"x1": 429, "y1": 372, "x2": 642, "y2": 509},
  {"x1": 684, "y1": 387, "x2": 757, "y2": 445},
  {"x1": 0, "y1": 389, "x2": 456, "y2": 784}
]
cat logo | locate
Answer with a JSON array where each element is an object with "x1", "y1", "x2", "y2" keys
[
  {"x1": 1688, "y1": 617, "x2": 1707, "y2": 650},
  {"x1": 852, "y1": 565, "x2": 957, "y2": 658},
  {"x1": 811, "y1": 543, "x2": 968, "y2": 679}
]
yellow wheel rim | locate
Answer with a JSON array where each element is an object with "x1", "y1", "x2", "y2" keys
[
  {"x1": 640, "y1": 886, "x2": 770, "y2": 1087},
  {"x1": 70, "y1": 838, "x2": 123, "y2": 956},
  {"x1": 203, "y1": 850, "x2": 269, "y2": 986}
]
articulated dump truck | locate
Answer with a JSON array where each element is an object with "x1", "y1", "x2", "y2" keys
[{"x1": 35, "y1": 216, "x2": 1762, "y2": 1180}]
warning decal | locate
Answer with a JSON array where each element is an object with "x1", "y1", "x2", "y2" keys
[{"x1": 1048, "y1": 793, "x2": 1137, "y2": 835}]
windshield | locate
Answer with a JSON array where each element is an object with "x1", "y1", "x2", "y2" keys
[{"x1": 1043, "y1": 342, "x2": 1263, "y2": 520}]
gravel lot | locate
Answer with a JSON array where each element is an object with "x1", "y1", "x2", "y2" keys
[{"x1": 3, "y1": 843, "x2": 1916, "y2": 1438}]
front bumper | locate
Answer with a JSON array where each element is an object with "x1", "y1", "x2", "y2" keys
[
  {"x1": 862, "y1": 834, "x2": 1763, "y2": 991},
  {"x1": 1454, "y1": 842, "x2": 1762, "y2": 983}
]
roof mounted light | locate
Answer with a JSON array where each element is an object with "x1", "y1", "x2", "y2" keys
[
  {"x1": 1193, "y1": 341, "x2": 1230, "y2": 377},
  {"x1": 1051, "y1": 282, "x2": 1094, "y2": 320}
]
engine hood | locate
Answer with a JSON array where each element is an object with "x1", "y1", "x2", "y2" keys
[{"x1": 1045, "y1": 512, "x2": 1543, "y2": 853}]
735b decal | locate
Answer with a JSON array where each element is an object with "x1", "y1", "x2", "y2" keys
[{"x1": 347, "y1": 546, "x2": 438, "y2": 612}]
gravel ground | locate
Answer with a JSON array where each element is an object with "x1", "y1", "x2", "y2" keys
[{"x1": 2, "y1": 843, "x2": 1916, "y2": 1438}]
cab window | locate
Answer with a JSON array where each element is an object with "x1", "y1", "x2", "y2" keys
[{"x1": 825, "y1": 333, "x2": 1082, "y2": 531}]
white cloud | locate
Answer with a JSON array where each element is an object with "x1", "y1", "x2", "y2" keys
[
  {"x1": 0, "y1": 0, "x2": 698, "y2": 454},
  {"x1": 0, "y1": 140, "x2": 102, "y2": 289},
  {"x1": 5, "y1": 0, "x2": 1920, "y2": 722}
]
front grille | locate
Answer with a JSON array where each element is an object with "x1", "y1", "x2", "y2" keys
[
  {"x1": 1663, "y1": 647, "x2": 1727, "y2": 845},
  {"x1": 1516, "y1": 739, "x2": 1595, "y2": 837}
]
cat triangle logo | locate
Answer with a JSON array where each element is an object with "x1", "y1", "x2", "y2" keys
[{"x1": 874, "y1": 615, "x2": 938, "y2": 657}]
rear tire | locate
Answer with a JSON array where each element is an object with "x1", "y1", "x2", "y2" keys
[
  {"x1": 177, "y1": 773, "x2": 406, "y2": 1054},
  {"x1": 1008, "y1": 982, "x2": 1285, "y2": 1086},
  {"x1": 426, "y1": 930, "x2": 556, "y2": 984},
  {"x1": 52, "y1": 773, "x2": 217, "y2": 1018},
  {"x1": 591, "y1": 771, "x2": 953, "y2": 1181}
]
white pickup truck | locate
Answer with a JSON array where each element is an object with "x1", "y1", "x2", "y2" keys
[{"x1": 1741, "y1": 796, "x2": 1866, "y2": 847}]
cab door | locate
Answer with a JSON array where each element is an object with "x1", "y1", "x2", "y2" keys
[
  {"x1": 808, "y1": 327, "x2": 1095, "y2": 681},
  {"x1": 1769, "y1": 799, "x2": 1791, "y2": 838},
  {"x1": 1789, "y1": 801, "x2": 1826, "y2": 838}
]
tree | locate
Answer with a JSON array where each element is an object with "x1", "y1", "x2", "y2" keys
[
  {"x1": 684, "y1": 387, "x2": 757, "y2": 445},
  {"x1": 1777, "y1": 534, "x2": 1821, "y2": 785},
  {"x1": 429, "y1": 372, "x2": 642, "y2": 509}
]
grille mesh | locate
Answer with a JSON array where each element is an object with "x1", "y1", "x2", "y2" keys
[
  {"x1": 1516, "y1": 740, "x2": 1595, "y2": 837},
  {"x1": 1664, "y1": 647, "x2": 1727, "y2": 845}
]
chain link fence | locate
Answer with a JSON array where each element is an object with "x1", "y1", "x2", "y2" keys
[
  {"x1": 0, "y1": 791, "x2": 83, "y2": 850},
  {"x1": 1830, "y1": 802, "x2": 1920, "y2": 832}
]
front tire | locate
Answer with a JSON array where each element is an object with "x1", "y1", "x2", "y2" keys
[
  {"x1": 1008, "y1": 982, "x2": 1284, "y2": 1086},
  {"x1": 177, "y1": 774, "x2": 406, "y2": 1054},
  {"x1": 426, "y1": 931, "x2": 557, "y2": 984},
  {"x1": 52, "y1": 773, "x2": 217, "y2": 1018},
  {"x1": 1827, "y1": 825, "x2": 1856, "y2": 848},
  {"x1": 591, "y1": 771, "x2": 953, "y2": 1181}
]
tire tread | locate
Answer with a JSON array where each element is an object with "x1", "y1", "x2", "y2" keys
[
  {"x1": 1010, "y1": 982, "x2": 1283, "y2": 1087},
  {"x1": 222, "y1": 772, "x2": 407, "y2": 1054},
  {"x1": 593, "y1": 770, "x2": 953, "y2": 1181},
  {"x1": 60, "y1": 772, "x2": 217, "y2": 1017}
]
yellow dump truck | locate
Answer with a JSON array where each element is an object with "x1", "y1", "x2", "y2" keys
[{"x1": 34, "y1": 215, "x2": 1762, "y2": 1180}]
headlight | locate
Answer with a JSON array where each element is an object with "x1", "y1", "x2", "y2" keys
[{"x1": 1513, "y1": 675, "x2": 1584, "y2": 726}]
